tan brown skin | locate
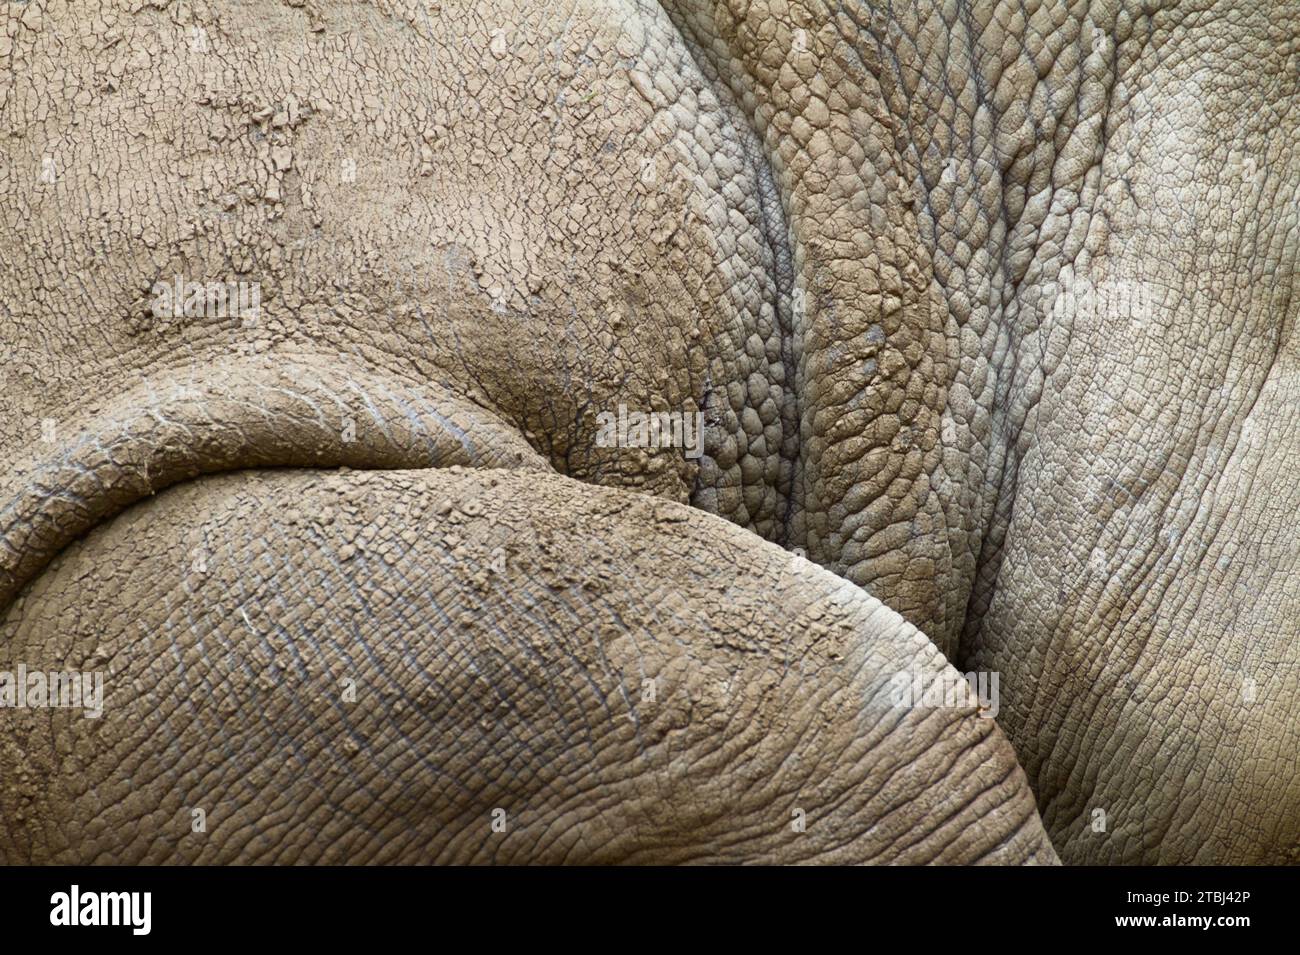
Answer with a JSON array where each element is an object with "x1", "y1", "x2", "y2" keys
[
  {"x1": 2, "y1": 468, "x2": 1054, "y2": 864},
  {"x1": 0, "y1": 0, "x2": 1294, "y2": 863}
]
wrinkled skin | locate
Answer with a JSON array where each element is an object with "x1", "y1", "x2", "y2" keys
[{"x1": 0, "y1": 0, "x2": 1295, "y2": 864}]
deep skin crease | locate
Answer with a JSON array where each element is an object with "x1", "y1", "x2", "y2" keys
[{"x1": 0, "y1": 0, "x2": 1296, "y2": 864}]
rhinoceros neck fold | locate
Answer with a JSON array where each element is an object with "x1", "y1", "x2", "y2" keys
[{"x1": 0, "y1": 356, "x2": 548, "y2": 612}]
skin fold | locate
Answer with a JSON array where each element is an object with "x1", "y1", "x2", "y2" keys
[
  {"x1": 2, "y1": 468, "x2": 1054, "y2": 864},
  {"x1": 0, "y1": 0, "x2": 1294, "y2": 863}
]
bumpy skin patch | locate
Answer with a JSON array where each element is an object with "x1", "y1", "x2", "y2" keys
[
  {"x1": 964, "y1": 5, "x2": 1300, "y2": 864},
  {"x1": 0, "y1": 469, "x2": 1056, "y2": 865},
  {"x1": 664, "y1": 0, "x2": 1300, "y2": 862},
  {"x1": 1, "y1": 0, "x2": 792, "y2": 530}
]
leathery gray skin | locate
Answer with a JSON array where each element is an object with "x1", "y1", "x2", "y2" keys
[{"x1": 0, "y1": 0, "x2": 1294, "y2": 864}]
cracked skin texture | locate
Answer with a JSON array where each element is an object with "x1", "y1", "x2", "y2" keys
[
  {"x1": 2, "y1": 468, "x2": 1054, "y2": 864},
  {"x1": 0, "y1": 0, "x2": 1294, "y2": 864}
]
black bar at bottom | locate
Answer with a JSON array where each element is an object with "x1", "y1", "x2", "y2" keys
[{"x1": 0, "y1": 865, "x2": 1282, "y2": 943}]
